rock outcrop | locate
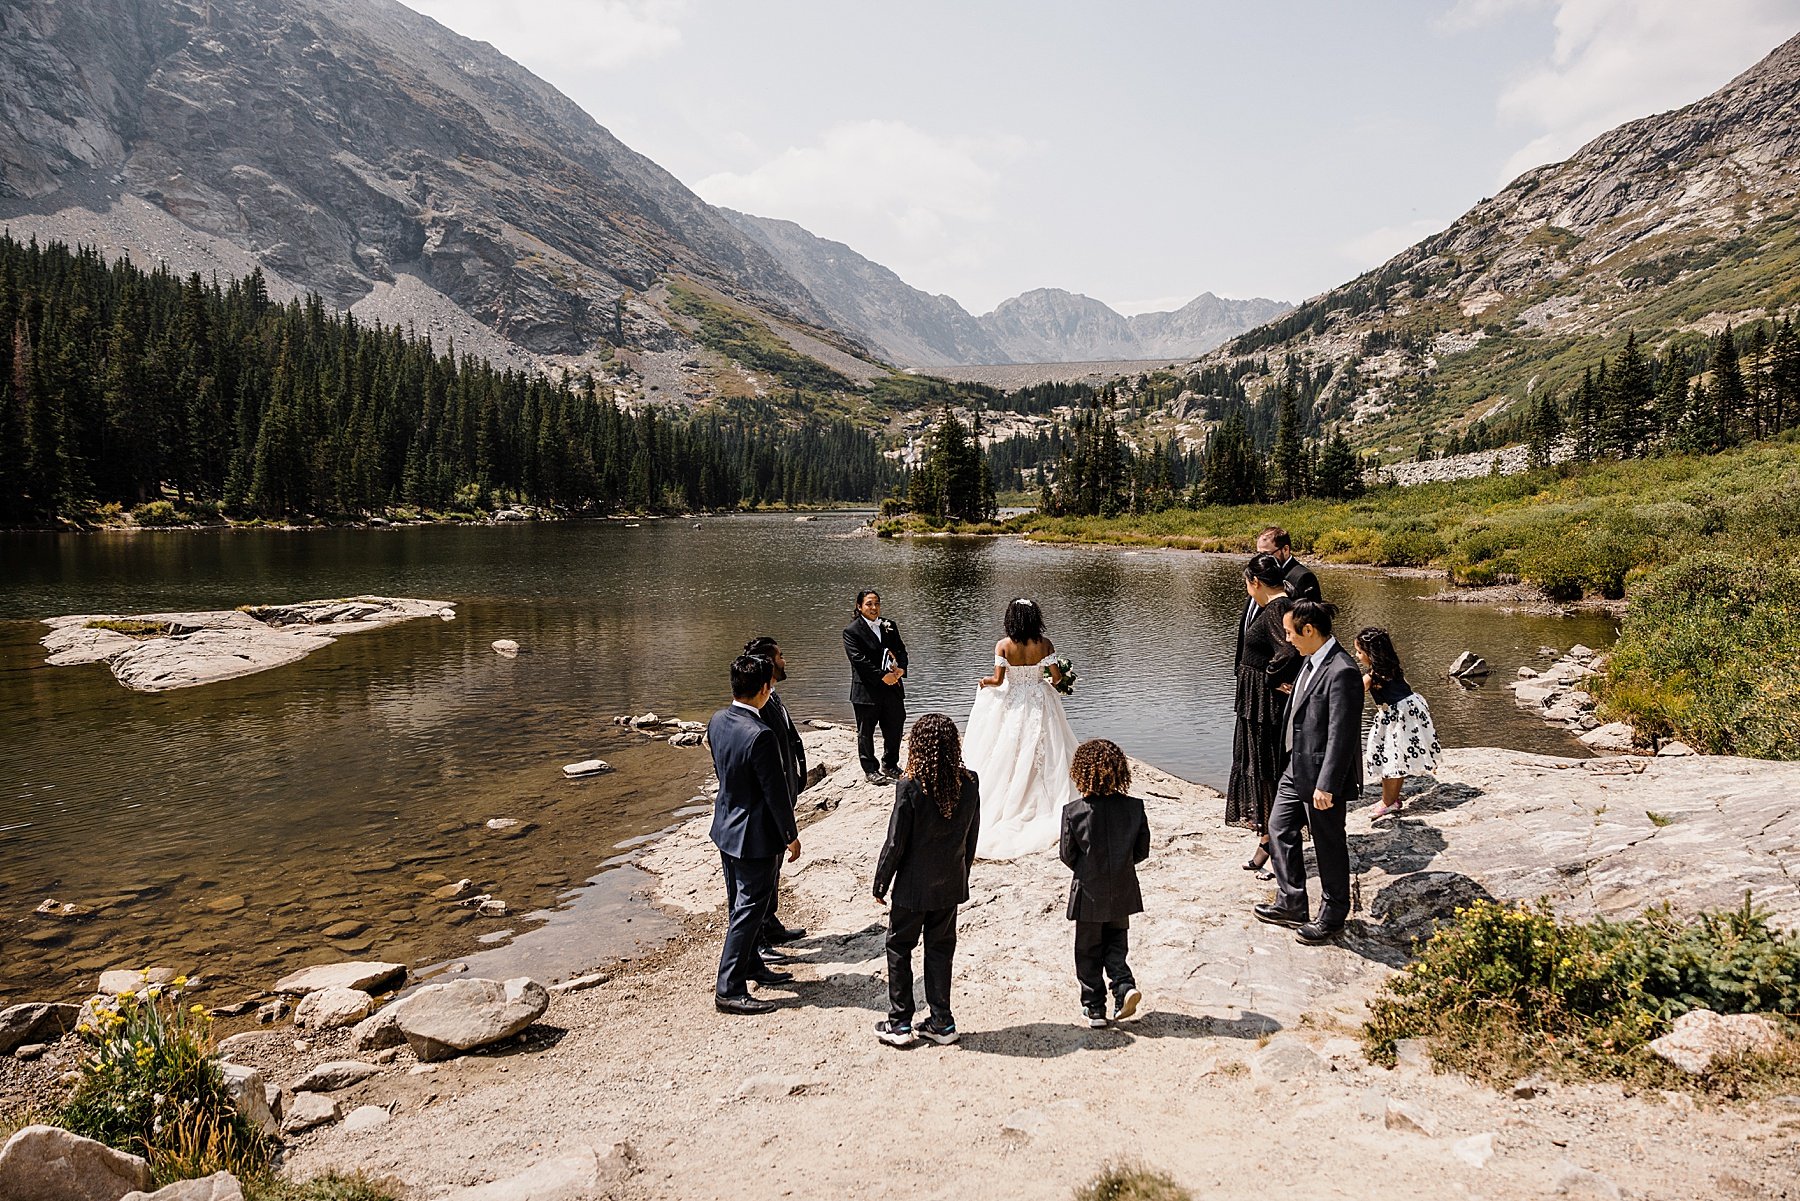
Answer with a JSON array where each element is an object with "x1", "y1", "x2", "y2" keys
[{"x1": 41, "y1": 599, "x2": 451, "y2": 692}]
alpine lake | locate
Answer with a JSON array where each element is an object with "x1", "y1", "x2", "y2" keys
[{"x1": 0, "y1": 514, "x2": 1619, "y2": 1009}]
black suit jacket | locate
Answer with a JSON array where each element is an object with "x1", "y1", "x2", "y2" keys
[
  {"x1": 706, "y1": 704, "x2": 799, "y2": 859},
  {"x1": 873, "y1": 773, "x2": 980, "y2": 910},
  {"x1": 1281, "y1": 556, "x2": 1322, "y2": 603},
  {"x1": 761, "y1": 691, "x2": 808, "y2": 805},
  {"x1": 1059, "y1": 793, "x2": 1150, "y2": 922},
  {"x1": 844, "y1": 617, "x2": 909, "y2": 706},
  {"x1": 1280, "y1": 642, "x2": 1364, "y2": 801}
]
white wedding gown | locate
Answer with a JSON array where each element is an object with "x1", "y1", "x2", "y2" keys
[{"x1": 964, "y1": 655, "x2": 1081, "y2": 859}]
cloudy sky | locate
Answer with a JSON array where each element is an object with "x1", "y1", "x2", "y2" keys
[{"x1": 402, "y1": 0, "x2": 1800, "y2": 314}]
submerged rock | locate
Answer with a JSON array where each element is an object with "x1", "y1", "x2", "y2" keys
[
  {"x1": 274, "y1": 961, "x2": 406, "y2": 996},
  {"x1": 562, "y1": 759, "x2": 612, "y2": 778}
]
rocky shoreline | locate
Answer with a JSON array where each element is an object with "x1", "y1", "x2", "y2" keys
[{"x1": 8, "y1": 726, "x2": 1793, "y2": 1198}]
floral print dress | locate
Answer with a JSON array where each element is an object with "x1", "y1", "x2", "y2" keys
[{"x1": 1365, "y1": 675, "x2": 1441, "y2": 780}]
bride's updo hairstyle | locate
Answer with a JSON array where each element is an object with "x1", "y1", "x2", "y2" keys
[
  {"x1": 1245, "y1": 553, "x2": 1286, "y2": 588},
  {"x1": 1070, "y1": 738, "x2": 1131, "y2": 798},
  {"x1": 905, "y1": 713, "x2": 968, "y2": 818},
  {"x1": 1003, "y1": 597, "x2": 1045, "y2": 644}
]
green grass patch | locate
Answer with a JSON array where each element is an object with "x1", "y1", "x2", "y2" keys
[
  {"x1": 85, "y1": 619, "x2": 175, "y2": 638},
  {"x1": 1073, "y1": 1160, "x2": 1192, "y2": 1201},
  {"x1": 243, "y1": 1172, "x2": 403, "y2": 1201},
  {"x1": 667, "y1": 283, "x2": 852, "y2": 393},
  {"x1": 1364, "y1": 897, "x2": 1800, "y2": 1095}
]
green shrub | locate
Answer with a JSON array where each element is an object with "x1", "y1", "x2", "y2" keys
[
  {"x1": 59, "y1": 977, "x2": 270, "y2": 1184},
  {"x1": 1314, "y1": 527, "x2": 1382, "y2": 561},
  {"x1": 244, "y1": 1173, "x2": 404, "y2": 1201},
  {"x1": 1375, "y1": 525, "x2": 1445, "y2": 567},
  {"x1": 85, "y1": 619, "x2": 175, "y2": 638},
  {"x1": 1073, "y1": 1160, "x2": 1191, "y2": 1201},
  {"x1": 181, "y1": 498, "x2": 224, "y2": 523},
  {"x1": 1365, "y1": 897, "x2": 1800, "y2": 1089},
  {"x1": 131, "y1": 500, "x2": 180, "y2": 527},
  {"x1": 1602, "y1": 552, "x2": 1800, "y2": 757}
]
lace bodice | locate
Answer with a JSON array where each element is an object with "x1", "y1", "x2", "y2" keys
[{"x1": 996, "y1": 655, "x2": 1052, "y2": 690}]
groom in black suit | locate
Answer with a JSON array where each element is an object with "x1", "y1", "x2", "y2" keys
[
  {"x1": 1258, "y1": 525, "x2": 1322, "y2": 603},
  {"x1": 706, "y1": 654, "x2": 802, "y2": 1014},
  {"x1": 843, "y1": 589, "x2": 909, "y2": 783},
  {"x1": 1255, "y1": 599, "x2": 1363, "y2": 944},
  {"x1": 744, "y1": 635, "x2": 808, "y2": 952}
]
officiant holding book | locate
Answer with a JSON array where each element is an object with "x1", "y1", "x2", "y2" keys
[{"x1": 844, "y1": 589, "x2": 909, "y2": 784}]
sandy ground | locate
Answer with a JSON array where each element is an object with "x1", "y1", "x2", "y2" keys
[{"x1": 271, "y1": 729, "x2": 1799, "y2": 1200}]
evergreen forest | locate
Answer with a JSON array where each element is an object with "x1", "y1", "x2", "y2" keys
[{"x1": 0, "y1": 236, "x2": 896, "y2": 526}]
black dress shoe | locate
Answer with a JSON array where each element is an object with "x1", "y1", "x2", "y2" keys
[
  {"x1": 747, "y1": 967, "x2": 794, "y2": 985},
  {"x1": 1295, "y1": 920, "x2": 1345, "y2": 945},
  {"x1": 1253, "y1": 902, "x2": 1309, "y2": 929},
  {"x1": 765, "y1": 923, "x2": 807, "y2": 943},
  {"x1": 757, "y1": 942, "x2": 790, "y2": 962},
  {"x1": 715, "y1": 993, "x2": 775, "y2": 1015},
  {"x1": 865, "y1": 772, "x2": 888, "y2": 785}
]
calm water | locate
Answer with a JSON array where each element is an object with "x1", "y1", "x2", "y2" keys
[{"x1": 0, "y1": 517, "x2": 1618, "y2": 1005}]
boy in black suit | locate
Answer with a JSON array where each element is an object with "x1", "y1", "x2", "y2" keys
[{"x1": 1059, "y1": 739, "x2": 1150, "y2": 1028}]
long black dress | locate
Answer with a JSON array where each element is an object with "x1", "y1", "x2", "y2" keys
[{"x1": 1225, "y1": 596, "x2": 1301, "y2": 831}]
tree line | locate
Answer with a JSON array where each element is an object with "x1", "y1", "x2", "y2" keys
[{"x1": 0, "y1": 235, "x2": 895, "y2": 524}]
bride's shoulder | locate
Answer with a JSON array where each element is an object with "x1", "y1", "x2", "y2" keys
[{"x1": 993, "y1": 637, "x2": 1011, "y2": 658}]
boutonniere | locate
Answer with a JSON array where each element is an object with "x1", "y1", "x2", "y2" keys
[{"x1": 880, "y1": 619, "x2": 893, "y2": 629}]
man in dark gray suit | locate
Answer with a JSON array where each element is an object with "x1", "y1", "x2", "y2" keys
[
  {"x1": 706, "y1": 655, "x2": 802, "y2": 1014},
  {"x1": 744, "y1": 635, "x2": 807, "y2": 952},
  {"x1": 1255, "y1": 599, "x2": 1363, "y2": 944},
  {"x1": 1258, "y1": 525, "x2": 1322, "y2": 603}
]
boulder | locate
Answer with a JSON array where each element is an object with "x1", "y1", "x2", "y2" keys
[
  {"x1": 1578, "y1": 722, "x2": 1638, "y2": 753},
  {"x1": 668, "y1": 732, "x2": 704, "y2": 747},
  {"x1": 437, "y1": 1143, "x2": 634, "y2": 1201},
  {"x1": 1517, "y1": 666, "x2": 1539, "y2": 678},
  {"x1": 273, "y1": 961, "x2": 406, "y2": 996},
  {"x1": 293, "y1": 1059, "x2": 380, "y2": 1092},
  {"x1": 294, "y1": 987, "x2": 374, "y2": 1031},
  {"x1": 220, "y1": 1062, "x2": 280, "y2": 1138},
  {"x1": 1447, "y1": 651, "x2": 1489, "y2": 678},
  {"x1": 349, "y1": 1007, "x2": 406, "y2": 1052},
  {"x1": 1250, "y1": 1038, "x2": 1323, "y2": 1085},
  {"x1": 1657, "y1": 741, "x2": 1697, "y2": 757},
  {"x1": 121, "y1": 1171, "x2": 245, "y2": 1200},
  {"x1": 432, "y1": 878, "x2": 476, "y2": 900},
  {"x1": 561, "y1": 759, "x2": 611, "y2": 778},
  {"x1": 340, "y1": 1105, "x2": 391, "y2": 1134},
  {"x1": 491, "y1": 639, "x2": 519, "y2": 657},
  {"x1": 281, "y1": 1092, "x2": 341, "y2": 1135},
  {"x1": 388, "y1": 976, "x2": 550, "y2": 1062},
  {"x1": 1648, "y1": 1009, "x2": 1784, "y2": 1074},
  {"x1": 0, "y1": 1002, "x2": 80, "y2": 1055},
  {"x1": 0, "y1": 1125, "x2": 154, "y2": 1201}
]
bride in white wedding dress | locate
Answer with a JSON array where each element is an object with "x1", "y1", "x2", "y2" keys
[{"x1": 964, "y1": 598, "x2": 1081, "y2": 859}]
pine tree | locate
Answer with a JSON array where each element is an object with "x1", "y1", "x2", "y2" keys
[
  {"x1": 1526, "y1": 392, "x2": 1564, "y2": 469},
  {"x1": 1200, "y1": 411, "x2": 1264, "y2": 506},
  {"x1": 1272, "y1": 385, "x2": 1306, "y2": 500},
  {"x1": 1313, "y1": 427, "x2": 1362, "y2": 498},
  {"x1": 1771, "y1": 316, "x2": 1800, "y2": 433},
  {"x1": 1602, "y1": 332, "x2": 1652, "y2": 459},
  {"x1": 1710, "y1": 323, "x2": 1748, "y2": 448}
]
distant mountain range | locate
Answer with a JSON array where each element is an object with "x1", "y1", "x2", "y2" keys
[
  {"x1": 721, "y1": 208, "x2": 1291, "y2": 366},
  {"x1": 1182, "y1": 29, "x2": 1800, "y2": 452}
]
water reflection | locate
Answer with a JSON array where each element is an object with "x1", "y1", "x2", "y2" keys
[{"x1": 0, "y1": 518, "x2": 1619, "y2": 1004}]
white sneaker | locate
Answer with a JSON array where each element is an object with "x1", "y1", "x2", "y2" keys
[{"x1": 1114, "y1": 988, "x2": 1142, "y2": 1021}]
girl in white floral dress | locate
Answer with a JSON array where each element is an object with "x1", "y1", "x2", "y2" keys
[{"x1": 1355, "y1": 627, "x2": 1440, "y2": 820}]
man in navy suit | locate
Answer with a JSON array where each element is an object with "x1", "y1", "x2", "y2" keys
[
  {"x1": 707, "y1": 655, "x2": 803, "y2": 1014},
  {"x1": 744, "y1": 635, "x2": 808, "y2": 952},
  {"x1": 1255, "y1": 599, "x2": 1363, "y2": 945}
]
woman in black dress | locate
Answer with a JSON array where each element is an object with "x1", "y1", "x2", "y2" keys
[{"x1": 1225, "y1": 553, "x2": 1302, "y2": 876}]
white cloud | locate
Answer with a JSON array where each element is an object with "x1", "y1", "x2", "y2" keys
[
  {"x1": 1489, "y1": 0, "x2": 1800, "y2": 181},
  {"x1": 402, "y1": 0, "x2": 685, "y2": 72},
  {"x1": 1435, "y1": 0, "x2": 1547, "y2": 34},
  {"x1": 1338, "y1": 218, "x2": 1450, "y2": 268},
  {"x1": 695, "y1": 120, "x2": 1032, "y2": 300}
]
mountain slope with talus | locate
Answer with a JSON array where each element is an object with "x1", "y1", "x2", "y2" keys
[
  {"x1": 1191, "y1": 29, "x2": 1800, "y2": 453},
  {"x1": 0, "y1": 0, "x2": 867, "y2": 379}
]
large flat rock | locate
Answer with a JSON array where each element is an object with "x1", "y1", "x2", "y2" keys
[{"x1": 40, "y1": 597, "x2": 454, "y2": 691}]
